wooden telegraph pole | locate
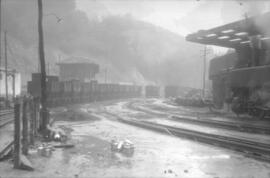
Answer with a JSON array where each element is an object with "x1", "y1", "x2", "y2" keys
[
  {"x1": 202, "y1": 46, "x2": 210, "y2": 98},
  {"x1": 0, "y1": 0, "x2": 2, "y2": 98},
  {"x1": 4, "y1": 31, "x2": 8, "y2": 106},
  {"x1": 37, "y1": 0, "x2": 48, "y2": 131},
  {"x1": 0, "y1": 0, "x2": 1, "y2": 68},
  {"x1": 202, "y1": 46, "x2": 206, "y2": 98}
]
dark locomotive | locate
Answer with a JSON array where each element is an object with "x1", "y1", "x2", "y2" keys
[{"x1": 187, "y1": 12, "x2": 270, "y2": 118}]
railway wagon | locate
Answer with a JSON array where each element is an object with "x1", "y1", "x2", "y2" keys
[
  {"x1": 145, "y1": 85, "x2": 160, "y2": 98},
  {"x1": 125, "y1": 85, "x2": 132, "y2": 98},
  {"x1": 27, "y1": 73, "x2": 143, "y2": 107},
  {"x1": 106, "y1": 83, "x2": 114, "y2": 100},
  {"x1": 71, "y1": 80, "x2": 81, "y2": 103},
  {"x1": 98, "y1": 83, "x2": 107, "y2": 101},
  {"x1": 62, "y1": 80, "x2": 73, "y2": 104},
  {"x1": 137, "y1": 86, "x2": 143, "y2": 97},
  {"x1": 80, "y1": 82, "x2": 91, "y2": 103},
  {"x1": 164, "y1": 85, "x2": 179, "y2": 98},
  {"x1": 118, "y1": 85, "x2": 124, "y2": 99},
  {"x1": 114, "y1": 84, "x2": 121, "y2": 98},
  {"x1": 130, "y1": 85, "x2": 136, "y2": 97},
  {"x1": 133, "y1": 85, "x2": 142, "y2": 98},
  {"x1": 27, "y1": 73, "x2": 59, "y2": 103},
  {"x1": 90, "y1": 80, "x2": 98, "y2": 102},
  {"x1": 94, "y1": 83, "x2": 101, "y2": 101},
  {"x1": 47, "y1": 80, "x2": 62, "y2": 106},
  {"x1": 107, "y1": 83, "x2": 115, "y2": 100},
  {"x1": 111, "y1": 83, "x2": 119, "y2": 99}
]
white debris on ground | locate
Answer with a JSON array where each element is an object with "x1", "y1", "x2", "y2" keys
[
  {"x1": 111, "y1": 139, "x2": 135, "y2": 157},
  {"x1": 37, "y1": 144, "x2": 54, "y2": 157}
]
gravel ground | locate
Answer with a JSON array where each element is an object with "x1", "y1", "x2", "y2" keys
[{"x1": 0, "y1": 99, "x2": 270, "y2": 178}]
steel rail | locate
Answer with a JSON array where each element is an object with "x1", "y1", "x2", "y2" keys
[
  {"x1": 117, "y1": 117, "x2": 270, "y2": 162},
  {"x1": 0, "y1": 109, "x2": 13, "y2": 116},
  {"x1": 128, "y1": 101, "x2": 270, "y2": 135},
  {"x1": 0, "y1": 110, "x2": 14, "y2": 160},
  {"x1": 0, "y1": 111, "x2": 14, "y2": 128},
  {"x1": 0, "y1": 141, "x2": 14, "y2": 161},
  {"x1": 171, "y1": 115, "x2": 270, "y2": 135}
]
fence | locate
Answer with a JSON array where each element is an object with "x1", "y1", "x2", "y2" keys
[{"x1": 13, "y1": 97, "x2": 41, "y2": 169}]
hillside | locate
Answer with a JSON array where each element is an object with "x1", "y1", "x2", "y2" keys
[{"x1": 1, "y1": 0, "x2": 206, "y2": 88}]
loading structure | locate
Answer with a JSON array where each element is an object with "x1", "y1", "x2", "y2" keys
[{"x1": 186, "y1": 12, "x2": 270, "y2": 117}]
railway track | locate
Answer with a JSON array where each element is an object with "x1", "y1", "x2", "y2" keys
[
  {"x1": 114, "y1": 116, "x2": 270, "y2": 162},
  {"x1": 0, "y1": 109, "x2": 14, "y2": 160},
  {"x1": 0, "y1": 109, "x2": 13, "y2": 116},
  {"x1": 0, "y1": 109, "x2": 14, "y2": 128},
  {"x1": 128, "y1": 101, "x2": 270, "y2": 135},
  {"x1": 171, "y1": 115, "x2": 270, "y2": 135}
]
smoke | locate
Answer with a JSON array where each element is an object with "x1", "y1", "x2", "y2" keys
[
  {"x1": 220, "y1": 1, "x2": 270, "y2": 48},
  {"x1": 1, "y1": 0, "x2": 204, "y2": 88},
  {"x1": 220, "y1": 0, "x2": 270, "y2": 22}
]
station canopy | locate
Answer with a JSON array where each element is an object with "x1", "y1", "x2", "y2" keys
[{"x1": 186, "y1": 12, "x2": 270, "y2": 49}]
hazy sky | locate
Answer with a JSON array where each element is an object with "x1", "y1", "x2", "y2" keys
[{"x1": 76, "y1": 0, "x2": 270, "y2": 37}]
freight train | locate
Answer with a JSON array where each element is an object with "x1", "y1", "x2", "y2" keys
[
  {"x1": 27, "y1": 73, "x2": 142, "y2": 107},
  {"x1": 164, "y1": 85, "x2": 179, "y2": 98},
  {"x1": 145, "y1": 85, "x2": 160, "y2": 98}
]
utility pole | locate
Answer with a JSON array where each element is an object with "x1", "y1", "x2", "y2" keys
[
  {"x1": 47, "y1": 62, "x2": 49, "y2": 75},
  {"x1": 0, "y1": 0, "x2": 1, "y2": 68},
  {"x1": 38, "y1": 0, "x2": 48, "y2": 131},
  {"x1": 105, "y1": 68, "x2": 107, "y2": 83},
  {"x1": 4, "y1": 31, "x2": 8, "y2": 106},
  {"x1": 201, "y1": 46, "x2": 210, "y2": 98},
  {"x1": 0, "y1": 0, "x2": 2, "y2": 97},
  {"x1": 202, "y1": 46, "x2": 206, "y2": 98}
]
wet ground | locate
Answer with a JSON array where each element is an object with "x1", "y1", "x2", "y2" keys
[{"x1": 1, "y1": 99, "x2": 270, "y2": 178}]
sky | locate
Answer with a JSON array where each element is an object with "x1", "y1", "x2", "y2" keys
[
  {"x1": 76, "y1": 0, "x2": 270, "y2": 54},
  {"x1": 76, "y1": 0, "x2": 270, "y2": 37},
  {"x1": 76, "y1": 0, "x2": 210, "y2": 36},
  {"x1": 3, "y1": 0, "x2": 270, "y2": 85}
]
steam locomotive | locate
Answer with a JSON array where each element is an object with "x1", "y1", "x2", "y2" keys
[
  {"x1": 186, "y1": 12, "x2": 270, "y2": 118},
  {"x1": 209, "y1": 51, "x2": 270, "y2": 118}
]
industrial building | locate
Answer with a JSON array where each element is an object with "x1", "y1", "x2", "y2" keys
[{"x1": 186, "y1": 11, "x2": 270, "y2": 117}]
